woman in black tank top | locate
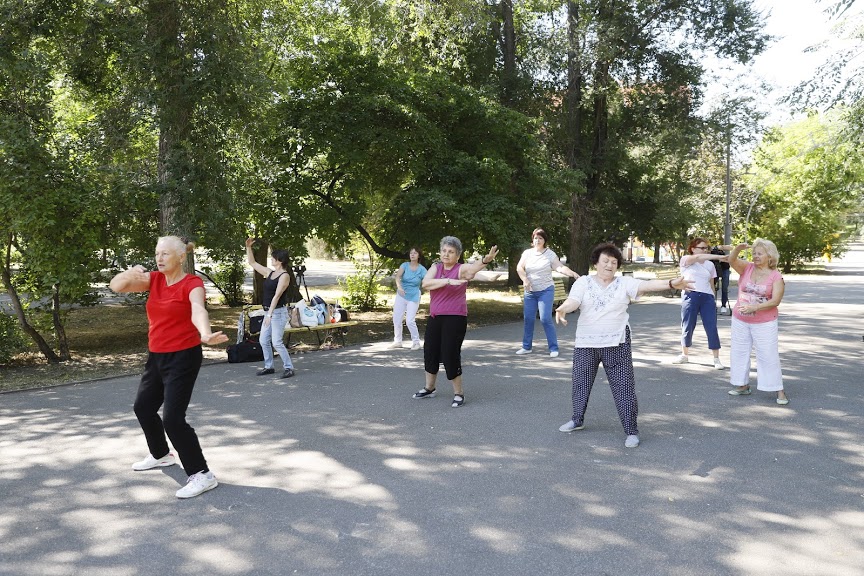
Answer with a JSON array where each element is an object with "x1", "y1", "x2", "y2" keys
[{"x1": 245, "y1": 238, "x2": 295, "y2": 378}]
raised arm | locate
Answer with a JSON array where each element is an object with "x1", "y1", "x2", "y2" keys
[
  {"x1": 727, "y1": 243, "x2": 750, "y2": 275},
  {"x1": 189, "y1": 286, "x2": 228, "y2": 346},
  {"x1": 109, "y1": 266, "x2": 151, "y2": 293},
  {"x1": 245, "y1": 238, "x2": 273, "y2": 278},
  {"x1": 460, "y1": 245, "x2": 499, "y2": 280}
]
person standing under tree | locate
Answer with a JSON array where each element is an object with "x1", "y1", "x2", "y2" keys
[{"x1": 109, "y1": 236, "x2": 228, "y2": 499}]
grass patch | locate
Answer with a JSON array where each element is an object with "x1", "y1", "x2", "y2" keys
[{"x1": 1, "y1": 282, "x2": 524, "y2": 393}]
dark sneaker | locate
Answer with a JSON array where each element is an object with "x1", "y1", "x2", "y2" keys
[
  {"x1": 451, "y1": 394, "x2": 465, "y2": 408},
  {"x1": 256, "y1": 368, "x2": 275, "y2": 376},
  {"x1": 412, "y1": 388, "x2": 436, "y2": 399},
  {"x1": 282, "y1": 368, "x2": 295, "y2": 379}
]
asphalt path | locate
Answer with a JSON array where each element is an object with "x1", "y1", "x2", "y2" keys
[{"x1": 1, "y1": 247, "x2": 863, "y2": 576}]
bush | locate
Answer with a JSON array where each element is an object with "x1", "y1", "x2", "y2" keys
[
  {"x1": 0, "y1": 313, "x2": 27, "y2": 365},
  {"x1": 339, "y1": 263, "x2": 383, "y2": 311},
  {"x1": 202, "y1": 259, "x2": 246, "y2": 306}
]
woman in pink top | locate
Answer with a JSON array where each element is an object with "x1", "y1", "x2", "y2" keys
[
  {"x1": 411, "y1": 236, "x2": 499, "y2": 408},
  {"x1": 726, "y1": 239, "x2": 789, "y2": 405}
]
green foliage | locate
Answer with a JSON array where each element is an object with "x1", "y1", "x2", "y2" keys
[
  {"x1": 201, "y1": 258, "x2": 246, "y2": 307},
  {"x1": 339, "y1": 266, "x2": 383, "y2": 312},
  {"x1": 0, "y1": 313, "x2": 28, "y2": 365},
  {"x1": 747, "y1": 113, "x2": 864, "y2": 271}
]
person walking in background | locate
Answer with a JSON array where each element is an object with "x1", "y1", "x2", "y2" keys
[
  {"x1": 515, "y1": 228, "x2": 579, "y2": 358},
  {"x1": 245, "y1": 238, "x2": 295, "y2": 378},
  {"x1": 711, "y1": 244, "x2": 732, "y2": 315},
  {"x1": 726, "y1": 240, "x2": 789, "y2": 405},
  {"x1": 391, "y1": 247, "x2": 427, "y2": 350},
  {"x1": 555, "y1": 243, "x2": 692, "y2": 448},
  {"x1": 109, "y1": 236, "x2": 228, "y2": 498},
  {"x1": 671, "y1": 237, "x2": 729, "y2": 369},
  {"x1": 411, "y1": 237, "x2": 498, "y2": 408}
]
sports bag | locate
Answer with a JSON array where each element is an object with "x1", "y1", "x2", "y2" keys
[{"x1": 227, "y1": 339, "x2": 264, "y2": 363}]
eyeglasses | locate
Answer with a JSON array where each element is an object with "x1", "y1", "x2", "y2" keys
[{"x1": 694, "y1": 245, "x2": 710, "y2": 250}]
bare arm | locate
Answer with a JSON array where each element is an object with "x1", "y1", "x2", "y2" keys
[
  {"x1": 738, "y1": 277, "x2": 785, "y2": 315},
  {"x1": 189, "y1": 286, "x2": 229, "y2": 345},
  {"x1": 680, "y1": 253, "x2": 727, "y2": 266},
  {"x1": 422, "y1": 264, "x2": 467, "y2": 291},
  {"x1": 550, "y1": 256, "x2": 579, "y2": 279},
  {"x1": 554, "y1": 297, "x2": 581, "y2": 326},
  {"x1": 516, "y1": 253, "x2": 530, "y2": 291},
  {"x1": 109, "y1": 266, "x2": 151, "y2": 293},
  {"x1": 394, "y1": 265, "x2": 406, "y2": 297},
  {"x1": 245, "y1": 238, "x2": 273, "y2": 278},
  {"x1": 636, "y1": 276, "x2": 693, "y2": 297},
  {"x1": 459, "y1": 245, "x2": 499, "y2": 280},
  {"x1": 727, "y1": 243, "x2": 750, "y2": 276}
]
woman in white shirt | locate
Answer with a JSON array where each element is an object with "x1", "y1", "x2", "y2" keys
[
  {"x1": 515, "y1": 228, "x2": 579, "y2": 357},
  {"x1": 555, "y1": 243, "x2": 690, "y2": 448},
  {"x1": 671, "y1": 238, "x2": 730, "y2": 369}
]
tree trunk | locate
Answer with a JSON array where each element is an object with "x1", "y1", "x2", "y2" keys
[
  {"x1": 501, "y1": 0, "x2": 516, "y2": 105},
  {"x1": 1, "y1": 237, "x2": 60, "y2": 363},
  {"x1": 252, "y1": 242, "x2": 268, "y2": 304},
  {"x1": 51, "y1": 284, "x2": 70, "y2": 361}
]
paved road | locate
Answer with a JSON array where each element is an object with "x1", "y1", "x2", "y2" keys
[{"x1": 1, "y1": 249, "x2": 863, "y2": 576}]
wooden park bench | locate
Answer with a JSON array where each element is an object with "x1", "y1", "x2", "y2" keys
[
  {"x1": 652, "y1": 266, "x2": 681, "y2": 297},
  {"x1": 284, "y1": 320, "x2": 359, "y2": 349}
]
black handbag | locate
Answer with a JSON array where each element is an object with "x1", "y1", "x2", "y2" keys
[{"x1": 227, "y1": 339, "x2": 264, "y2": 363}]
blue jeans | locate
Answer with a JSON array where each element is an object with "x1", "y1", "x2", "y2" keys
[
  {"x1": 261, "y1": 307, "x2": 293, "y2": 370},
  {"x1": 522, "y1": 284, "x2": 558, "y2": 353},
  {"x1": 680, "y1": 291, "x2": 721, "y2": 350}
]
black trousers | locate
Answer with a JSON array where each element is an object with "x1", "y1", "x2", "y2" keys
[
  {"x1": 424, "y1": 315, "x2": 468, "y2": 381},
  {"x1": 134, "y1": 345, "x2": 208, "y2": 476}
]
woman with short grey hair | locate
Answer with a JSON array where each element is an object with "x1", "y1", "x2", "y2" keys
[{"x1": 412, "y1": 236, "x2": 498, "y2": 408}]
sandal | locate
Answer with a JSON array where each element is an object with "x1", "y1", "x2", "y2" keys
[
  {"x1": 451, "y1": 394, "x2": 465, "y2": 408},
  {"x1": 413, "y1": 388, "x2": 436, "y2": 399}
]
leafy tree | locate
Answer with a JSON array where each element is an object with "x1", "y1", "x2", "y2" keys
[{"x1": 747, "y1": 113, "x2": 864, "y2": 271}]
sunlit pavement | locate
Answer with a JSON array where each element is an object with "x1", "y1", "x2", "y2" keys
[{"x1": 1, "y1": 248, "x2": 863, "y2": 576}]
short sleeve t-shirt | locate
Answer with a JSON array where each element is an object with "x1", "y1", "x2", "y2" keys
[
  {"x1": 146, "y1": 272, "x2": 204, "y2": 353},
  {"x1": 521, "y1": 248, "x2": 558, "y2": 292},
  {"x1": 567, "y1": 275, "x2": 642, "y2": 348},
  {"x1": 399, "y1": 262, "x2": 428, "y2": 303},
  {"x1": 679, "y1": 257, "x2": 717, "y2": 295}
]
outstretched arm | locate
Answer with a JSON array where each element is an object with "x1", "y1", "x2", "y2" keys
[
  {"x1": 460, "y1": 245, "x2": 499, "y2": 280},
  {"x1": 636, "y1": 276, "x2": 693, "y2": 297}
]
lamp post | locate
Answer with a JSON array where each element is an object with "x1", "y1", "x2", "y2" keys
[{"x1": 724, "y1": 133, "x2": 732, "y2": 245}]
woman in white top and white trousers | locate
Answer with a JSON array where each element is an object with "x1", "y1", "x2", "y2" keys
[
  {"x1": 555, "y1": 243, "x2": 690, "y2": 448},
  {"x1": 515, "y1": 228, "x2": 579, "y2": 357}
]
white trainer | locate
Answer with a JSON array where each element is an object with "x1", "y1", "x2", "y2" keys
[
  {"x1": 719, "y1": 306, "x2": 729, "y2": 315},
  {"x1": 132, "y1": 453, "x2": 176, "y2": 471},
  {"x1": 515, "y1": 348, "x2": 532, "y2": 355},
  {"x1": 713, "y1": 358, "x2": 726, "y2": 370},
  {"x1": 410, "y1": 342, "x2": 422, "y2": 351},
  {"x1": 671, "y1": 354, "x2": 689, "y2": 364},
  {"x1": 558, "y1": 420, "x2": 585, "y2": 432},
  {"x1": 625, "y1": 435, "x2": 640, "y2": 448},
  {"x1": 550, "y1": 351, "x2": 559, "y2": 358},
  {"x1": 176, "y1": 471, "x2": 218, "y2": 499}
]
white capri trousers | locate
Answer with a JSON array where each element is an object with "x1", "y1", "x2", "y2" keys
[
  {"x1": 393, "y1": 293, "x2": 421, "y2": 344},
  {"x1": 730, "y1": 316, "x2": 784, "y2": 391}
]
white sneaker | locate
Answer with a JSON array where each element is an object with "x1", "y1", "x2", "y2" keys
[
  {"x1": 132, "y1": 453, "x2": 176, "y2": 471},
  {"x1": 625, "y1": 435, "x2": 640, "y2": 448},
  {"x1": 559, "y1": 420, "x2": 585, "y2": 432},
  {"x1": 671, "y1": 354, "x2": 689, "y2": 364},
  {"x1": 410, "y1": 342, "x2": 422, "y2": 351},
  {"x1": 176, "y1": 471, "x2": 218, "y2": 499},
  {"x1": 719, "y1": 306, "x2": 729, "y2": 315},
  {"x1": 550, "y1": 351, "x2": 559, "y2": 358},
  {"x1": 389, "y1": 342, "x2": 403, "y2": 349},
  {"x1": 515, "y1": 348, "x2": 532, "y2": 355},
  {"x1": 713, "y1": 358, "x2": 726, "y2": 370}
]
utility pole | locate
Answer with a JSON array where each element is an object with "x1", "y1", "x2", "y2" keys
[{"x1": 724, "y1": 130, "x2": 732, "y2": 245}]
